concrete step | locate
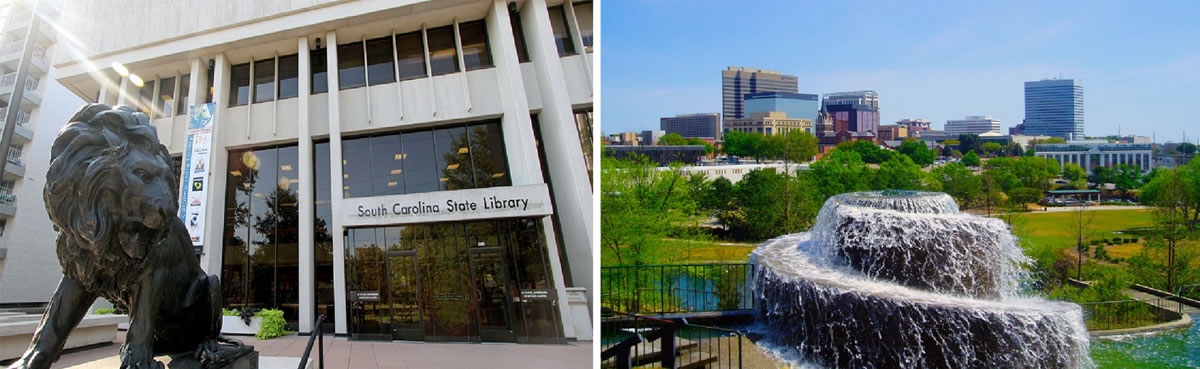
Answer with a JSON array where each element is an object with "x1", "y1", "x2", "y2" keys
[
  {"x1": 602, "y1": 338, "x2": 699, "y2": 368},
  {"x1": 678, "y1": 351, "x2": 719, "y2": 369}
]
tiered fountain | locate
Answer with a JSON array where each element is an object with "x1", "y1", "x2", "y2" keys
[{"x1": 752, "y1": 190, "x2": 1092, "y2": 368}]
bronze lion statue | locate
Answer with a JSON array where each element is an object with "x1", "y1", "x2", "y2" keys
[{"x1": 8, "y1": 105, "x2": 250, "y2": 369}]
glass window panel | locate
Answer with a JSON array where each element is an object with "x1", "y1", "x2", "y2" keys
[
  {"x1": 137, "y1": 80, "x2": 155, "y2": 116},
  {"x1": 383, "y1": 226, "x2": 407, "y2": 251},
  {"x1": 157, "y1": 77, "x2": 175, "y2": 118},
  {"x1": 177, "y1": 73, "x2": 190, "y2": 114},
  {"x1": 246, "y1": 148, "x2": 278, "y2": 310},
  {"x1": 427, "y1": 25, "x2": 458, "y2": 76},
  {"x1": 547, "y1": 6, "x2": 576, "y2": 56},
  {"x1": 275, "y1": 145, "x2": 300, "y2": 321},
  {"x1": 574, "y1": 110, "x2": 592, "y2": 183},
  {"x1": 434, "y1": 126, "x2": 473, "y2": 190},
  {"x1": 342, "y1": 137, "x2": 373, "y2": 198},
  {"x1": 222, "y1": 149, "x2": 251, "y2": 311},
  {"x1": 574, "y1": 2, "x2": 593, "y2": 52},
  {"x1": 206, "y1": 66, "x2": 215, "y2": 103},
  {"x1": 348, "y1": 228, "x2": 386, "y2": 336},
  {"x1": 509, "y1": 10, "x2": 530, "y2": 63},
  {"x1": 314, "y1": 142, "x2": 335, "y2": 327},
  {"x1": 311, "y1": 48, "x2": 328, "y2": 94},
  {"x1": 229, "y1": 63, "x2": 250, "y2": 106},
  {"x1": 370, "y1": 134, "x2": 404, "y2": 196},
  {"x1": 277, "y1": 54, "x2": 299, "y2": 99},
  {"x1": 395, "y1": 31, "x2": 426, "y2": 80},
  {"x1": 467, "y1": 122, "x2": 511, "y2": 188},
  {"x1": 400, "y1": 130, "x2": 439, "y2": 194},
  {"x1": 459, "y1": 20, "x2": 492, "y2": 71},
  {"x1": 337, "y1": 42, "x2": 366, "y2": 90},
  {"x1": 365, "y1": 36, "x2": 395, "y2": 85},
  {"x1": 253, "y1": 59, "x2": 275, "y2": 103}
]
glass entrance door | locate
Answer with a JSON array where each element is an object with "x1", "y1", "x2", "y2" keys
[
  {"x1": 469, "y1": 248, "x2": 516, "y2": 342},
  {"x1": 387, "y1": 251, "x2": 422, "y2": 341}
]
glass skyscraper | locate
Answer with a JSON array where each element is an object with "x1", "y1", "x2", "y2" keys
[
  {"x1": 1024, "y1": 79, "x2": 1084, "y2": 138},
  {"x1": 743, "y1": 92, "x2": 819, "y2": 123}
]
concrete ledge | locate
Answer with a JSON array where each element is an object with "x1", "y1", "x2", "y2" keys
[
  {"x1": 1130, "y1": 284, "x2": 1200, "y2": 307},
  {"x1": 0, "y1": 314, "x2": 125, "y2": 361},
  {"x1": 1091, "y1": 313, "x2": 1193, "y2": 337}
]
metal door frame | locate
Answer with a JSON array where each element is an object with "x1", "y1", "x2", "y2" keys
[
  {"x1": 386, "y1": 250, "x2": 424, "y2": 341},
  {"x1": 468, "y1": 246, "x2": 517, "y2": 342}
]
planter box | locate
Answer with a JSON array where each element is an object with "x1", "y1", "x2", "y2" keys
[{"x1": 221, "y1": 315, "x2": 262, "y2": 335}]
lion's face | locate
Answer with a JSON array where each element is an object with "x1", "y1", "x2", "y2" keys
[{"x1": 116, "y1": 145, "x2": 178, "y2": 231}]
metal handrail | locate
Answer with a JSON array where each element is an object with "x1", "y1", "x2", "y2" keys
[
  {"x1": 296, "y1": 314, "x2": 326, "y2": 369},
  {"x1": 602, "y1": 308, "x2": 744, "y2": 369}
]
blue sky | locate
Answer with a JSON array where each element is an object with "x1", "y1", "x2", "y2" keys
[{"x1": 601, "y1": 1, "x2": 1200, "y2": 142}]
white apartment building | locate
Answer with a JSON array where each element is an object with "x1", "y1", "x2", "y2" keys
[
  {"x1": 50, "y1": 0, "x2": 594, "y2": 343},
  {"x1": 944, "y1": 115, "x2": 1001, "y2": 135}
]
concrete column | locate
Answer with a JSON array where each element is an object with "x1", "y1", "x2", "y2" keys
[
  {"x1": 296, "y1": 36, "x2": 316, "y2": 334},
  {"x1": 187, "y1": 58, "x2": 219, "y2": 273},
  {"x1": 485, "y1": 0, "x2": 574, "y2": 339},
  {"x1": 325, "y1": 31, "x2": 349, "y2": 335},
  {"x1": 520, "y1": 0, "x2": 594, "y2": 308},
  {"x1": 202, "y1": 55, "x2": 231, "y2": 278},
  {"x1": 116, "y1": 76, "x2": 131, "y2": 106}
]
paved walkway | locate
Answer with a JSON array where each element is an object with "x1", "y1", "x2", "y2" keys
[
  {"x1": 1124, "y1": 289, "x2": 1200, "y2": 315},
  {"x1": 48, "y1": 331, "x2": 592, "y2": 369}
]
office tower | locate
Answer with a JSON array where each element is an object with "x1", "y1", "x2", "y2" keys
[
  {"x1": 1024, "y1": 78, "x2": 1084, "y2": 138},
  {"x1": 722, "y1": 66, "x2": 797, "y2": 130},
  {"x1": 661, "y1": 113, "x2": 720, "y2": 139},
  {"x1": 945, "y1": 115, "x2": 1001, "y2": 135},
  {"x1": 822, "y1": 90, "x2": 880, "y2": 134},
  {"x1": 896, "y1": 118, "x2": 932, "y2": 132}
]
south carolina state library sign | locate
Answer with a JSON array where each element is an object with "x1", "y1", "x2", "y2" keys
[{"x1": 340, "y1": 184, "x2": 554, "y2": 227}]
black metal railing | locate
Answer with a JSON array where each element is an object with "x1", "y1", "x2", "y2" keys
[
  {"x1": 1078, "y1": 297, "x2": 1181, "y2": 331},
  {"x1": 601, "y1": 263, "x2": 755, "y2": 315},
  {"x1": 1178, "y1": 284, "x2": 1200, "y2": 302},
  {"x1": 297, "y1": 314, "x2": 326, "y2": 369},
  {"x1": 600, "y1": 308, "x2": 743, "y2": 369}
]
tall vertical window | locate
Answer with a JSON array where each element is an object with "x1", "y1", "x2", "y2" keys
[
  {"x1": 206, "y1": 66, "x2": 215, "y2": 103},
  {"x1": 277, "y1": 54, "x2": 299, "y2": 99},
  {"x1": 547, "y1": 6, "x2": 576, "y2": 56},
  {"x1": 337, "y1": 42, "x2": 366, "y2": 90},
  {"x1": 311, "y1": 48, "x2": 328, "y2": 94},
  {"x1": 253, "y1": 59, "x2": 275, "y2": 103},
  {"x1": 574, "y1": 1, "x2": 593, "y2": 53},
  {"x1": 426, "y1": 25, "x2": 459, "y2": 76},
  {"x1": 177, "y1": 73, "x2": 190, "y2": 113},
  {"x1": 341, "y1": 121, "x2": 510, "y2": 198},
  {"x1": 157, "y1": 77, "x2": 176, "y2": 118},
  {"x1": 229, "y1": 63, "x2": 250, "y2": 106},
  {"x1": 459, "y1": 20, "x2": 492, "y2": 71},
  {"x1": 395, "y1": 31, "x2": 427, "y2": 80},
  {"x1": 137, "y1": 80, "x2": 155, "y2": 116},
  {"x1": 313, "y1": 142, "x2": 335, "y2": 332},
  {"x1": 365, "y1": 36, "x2": 395, "y2": 85},
  {"x1": 509, "y1": 9, "x2": 531, "y2": 63},
  {"x1": 574, "y1": 110, "x2": 593, "y2": 183}
]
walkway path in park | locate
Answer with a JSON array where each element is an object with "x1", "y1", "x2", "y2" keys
[{"x1": 1123, "y1": 288, "x2": 1200, "y2": 315}]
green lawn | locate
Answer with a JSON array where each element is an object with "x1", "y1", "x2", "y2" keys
[
  {"x1": 1011, "y1": 209, "x2": 1154, "y2": 268},
  {"x1": 659, "y1": 238, "x2": 758, "y2": 263}
]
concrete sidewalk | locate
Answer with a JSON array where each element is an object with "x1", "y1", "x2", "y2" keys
[{"x1": 48, "y1": 331, "x2": 592, "y2": 369}]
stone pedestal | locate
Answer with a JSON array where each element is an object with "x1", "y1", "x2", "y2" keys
[{"x1": 63, "y1": 351, "x2": 259, "y2": 369}]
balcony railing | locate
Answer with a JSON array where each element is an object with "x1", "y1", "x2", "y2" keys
[
  {"x1": 0, "y1": 73, "x2": 40, "y2": 96},
  {"x1": 7, "y1": 149, "x2": 23, "y2": 168},
  {"x1": 0, "y1": 185, "x2": 15, "y2": 205}
]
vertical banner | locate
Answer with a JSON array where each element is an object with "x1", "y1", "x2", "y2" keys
[{"x1": 178, "y1": 103, "x2": 215, "y2": 246}]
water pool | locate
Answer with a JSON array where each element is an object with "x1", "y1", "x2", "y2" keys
[{"x1": 1090, "y1": 314, "x2": 1200, "y2": 368}]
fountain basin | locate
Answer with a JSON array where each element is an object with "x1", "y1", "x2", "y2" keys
[{"x1": 753, "y1": 234, "x2": 1092, "y2": 369}]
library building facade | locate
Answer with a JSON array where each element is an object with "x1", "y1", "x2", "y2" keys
[{"x1": 52, "y1": 0, "x2": 594, "y2": 343}]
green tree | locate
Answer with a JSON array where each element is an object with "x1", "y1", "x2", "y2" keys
[
  {"x1": 1013, "y1": 156, "x2": 1060, "y2": 190},
  {"x1": 1113, "y1": 164, "x2": 1144, "y2": 191},
  {"x1": 722, "y1": 131, "x2": 754, "y2": 159},
  {"x1": 1061, "y1": 163, "x2": 1086, "y2": 182},
  {"x1": 897, "y1": 138, "x2": 935, "y2": 166},
  {"x1": 600, "y1": 156, "x2": 705, "y2": 265},
  {"x1": 837, "y1": 140, "x2": 892, "y2": 164},
  {"x1": 1089, "y1": 166, "x2": 1115, "y2": 185},
  {"x1": 1005, "y1": 142, "x2": 1024, "y2": 157},
  {"x1": 930, "y1": 162, "x2": 981, "y2": 208},
  {"x1": 1008, "y1": 187, "x2": 1043, "y2": 210},
  {"x1": 779, "y1": 130, "x2": 818, "y2": 163},
  {"x1": 685, "y1": 138, "x2": 714, "y2": 155},
  {"x1": 1176, "y1": 142, "x2": 1197, "y2": 156},
  {"x1": 874, "y1": 154, "x2": 925, "y2": 190},
  {"x1": 658, "y1": 133, "x2": 688, "y2": 146},
  {"x1": 962, "y1": 150, "x2": 981, "y2": 167},
  {"x1": 959, "y1": 134, "x2": 984, "y2": 156},
  {"x1": 1129, "y1": 166, "x2": 1200, "y2": 292},
  {"x1": 1069, "y1": 204, "x2": 1097, "y2": 279},
  {"x1": 808, "y1": 149, "x2": 873, "y2": 199},
  {"x1": 982, "y1": 142, "x2": 1005, "y2": 157}
]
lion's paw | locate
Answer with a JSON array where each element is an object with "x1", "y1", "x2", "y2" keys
[{"x1": 119, "y1": 345, "x2": 164, "y2": 369}]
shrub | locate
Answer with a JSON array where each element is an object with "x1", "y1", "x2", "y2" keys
[
  {"x1": 93, "y1": 308, "x2": 115, "y2": 315},
  {"x1": 222, "y1": 309, "x2": 239, "y2": 317},
  {"x1": 255, "y1": 309, "x2": 289, "y2": 339}
]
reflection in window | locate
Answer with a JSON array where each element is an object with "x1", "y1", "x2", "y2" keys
[
  {"x1": 254, "y1": 59, "x2": 275, "y2": 103},
  {"x1": 313, "y1": 142, "x2": 335, "y2": 332},
  {"x1": 459, "y1": 20, "x2": 492, "y2": 71},
  {"x1": 206, "y1": 65, "x2": 215, "y2": 103},
  {"x1": 427, "y1": 25, "x2": 458, "y2": 76},
  {"x1": 365, "y1": 36, "x2": 396, "y2": 85},
  {"x1": 137, "y1": 80, "x2": 155, "y2": 116},
  {"x1": 547, "y1": 6, "x2": 576, "y2": 56},
  {"x1": 509, "y1": 9, "x2": 531, "y2": 63},
  {"x1": 341, "y1": 121, "x2": 510, "y2": 198},
  {"x1": 338, "y1": 42, "x2": 366, "y2": 90},
  {"x1": 574, "y1": 1, "x2": 593, "y2": 52},
  {"x1": 177, "y1": 73, "x2": 190, "y2": 114},
  {"x1": 574, "y1": 110, "x2": 593, "y2": 183},
  {"x1": 229, "y1": 63, "x2": 250, "y2": 106},
  {"x1": 157, "y1": 77, "x2": 175, "y2": 118},
  {"x1": 395, "y1": 31, "x2": 426, "y2": 80},
  {"x1": 311, "y1": 48, "x2": 328, "y2": 94},
  {"x1": 278, "y1": 54, "x2": 299, "y2": 99}
]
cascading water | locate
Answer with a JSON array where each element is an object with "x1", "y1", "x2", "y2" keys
[{"x1": 751, "y1": 190, "x2": 1093, "y2": 368}]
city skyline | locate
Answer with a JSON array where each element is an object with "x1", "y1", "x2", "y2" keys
[{"x1": 601, "y1": 1, "x2": 1200, "y2": 142}]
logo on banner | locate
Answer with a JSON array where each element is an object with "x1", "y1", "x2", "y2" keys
[
  {"x1": 178, "y1": 102, "x2": 216, "y2": 247},
  {"x1": 191, "y1": 178, "x2": 204, "y2": 191}
]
